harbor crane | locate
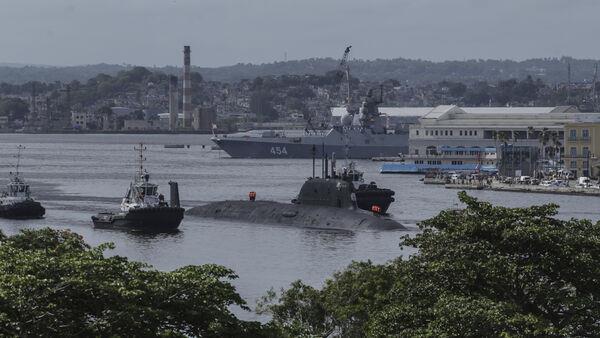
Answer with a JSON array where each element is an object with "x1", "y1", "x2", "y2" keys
[{"x1": 338, "y1": 46, "x2": 352, "y2": 108}]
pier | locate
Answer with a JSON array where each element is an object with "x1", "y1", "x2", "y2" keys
[{"x1": 445, "y1": 180, "x2": 600, "y2": 197}]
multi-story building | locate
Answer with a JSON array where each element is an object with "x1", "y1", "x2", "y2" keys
[
  {"x1": 563, "y1": 122, "x2": 600, "y2": 178},
  {"x1": 408, "y1": 105, "x2": 591, "y2": 156}
]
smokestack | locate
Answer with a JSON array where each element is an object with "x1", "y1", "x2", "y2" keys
[
  {"x1": 168, "y1": 75, "x2": 178, "y2": 131},
  {"x1": 169, "y1": 181, "x2": 180, "y2": 208},
  {"x1": 183, "y1": 46, "x2": 192, "y2": 128}
]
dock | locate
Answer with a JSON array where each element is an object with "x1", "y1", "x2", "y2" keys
[{"x1": 444, "y1": 181, "x2": 600, "y2": 197}]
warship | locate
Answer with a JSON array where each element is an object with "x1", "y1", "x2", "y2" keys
[
  {"x1": 91, "y1": 144, "x2": 184, "y2": 231},
  {"x1": 212, "y1": 89, "x2": 408, "y2": 159},
  {"x1": 0, "y1": 146, "x2": 45, "y2": 219},
  {"x1": 212, "y1": 47, "x2": 406, "y2": 159}
]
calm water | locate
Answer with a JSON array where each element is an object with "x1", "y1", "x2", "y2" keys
[{"x1": 1, "y1": 133, "x2": 599, "y2": 319}]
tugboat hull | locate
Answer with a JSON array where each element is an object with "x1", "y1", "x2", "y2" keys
[
  {"x1": 0, "y1": 200, "x2": 45, "y2": 219},
  {"x1": 92, "y1": 207, "x2": 185, "y2": 231}
]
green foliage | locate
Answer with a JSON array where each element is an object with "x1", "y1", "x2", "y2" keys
[
  {"x1": 0, "y1": 97, "x2": 29, "y2": 121},
  {"x1": 0, "y1": 228, "x2": 272, "y2": 337},
  {"x1": 264, "y1": 192, "x2": 600, "y2": 337},
  {"x1": 250, "y1": 90, "x2": 279, "y2": 121}
]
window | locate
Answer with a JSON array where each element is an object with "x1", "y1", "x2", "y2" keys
[
  {"x1": 414, "y1": 149, "x2": 419, "y2": 155},
  {"x1": 450, "y1": 130, "x2": 453, "y2": 136},
  {"x1": 583, "y1": 129, "x2": 590, "y2": 139},
  {"x1": 570, "y1": 147, "x2": 577, "y2": 157},
  {"x1": 469, "y1": 130, "x2": 473, "y2": 136},
  {"x1": 435, "y1": 130, "x2": 438, "y2": 136},
  {"x1": 570, "y1": 160, "x2": 577, "y2": 168},
  {"x1": 583, "y1": 160, "x2": 589, "y2": 168},
  {"x1": 416, "y1": 130, "x2": 419, "y2": 136},
  {"x1": 570, "y1": 129, "x2": 577, "y2": 140},
  {"x1": 444, "y1": 130, "x2": 448, "y2": 136},
  {"x1": 583, "y1": 147, "x2": 589, "y2": 157},
  {"x1": 425, "y1": 130, "x2": 429, "y2": 136},
  {"x1": 474, "y1": 130, "x2": 478, "y2": 136},
  {"x1": 459, "y1": 131, "x2": 463, "y2": 136}
]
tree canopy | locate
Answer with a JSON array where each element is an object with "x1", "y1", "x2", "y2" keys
[
  {"x1": 0, "y1": 228, "x2": 273, "y2": 337},
  {"x1": 260, "y1": 192, "x2": 600, "y2": 337}
]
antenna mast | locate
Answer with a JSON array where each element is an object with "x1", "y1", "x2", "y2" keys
[
  {"x1": 15, "y1": 145, "x2": 24, "y2": 176},
  {"x1": 593, "y1": 63, "x2": 599, "y2": 111},
  {"x1": 567, "y1": 62, "x2": 572, "y2": 104},
  {"x1": 134, "y1": 143, "x2": 147, "y2": 176}
]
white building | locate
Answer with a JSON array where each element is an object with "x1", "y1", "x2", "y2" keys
[
  {"x1": 408, "y1": 105, "x2": 600, "y2": 155},
  {"x1": 71, "y1": 111, "x2": 97, "y2": 130}
]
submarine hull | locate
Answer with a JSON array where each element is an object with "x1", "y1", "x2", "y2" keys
[
  {"x1": 92, "y1": 207, "x2": 185, "y2": 231},
  {"x1": 0, "y1": 200, "x2": 45, "y2": 219},
  {"x1": 186, "y1": 200, "x2": 404, "y2": 230}
]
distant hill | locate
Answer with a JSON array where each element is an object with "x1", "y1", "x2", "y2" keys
[{"x1": 1, "y1": 57, "x2": 598, "y2": 85}]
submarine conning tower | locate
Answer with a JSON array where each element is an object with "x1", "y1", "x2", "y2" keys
[{"x1": 294, "y1": 178, "x2": 355, "y2": 209}]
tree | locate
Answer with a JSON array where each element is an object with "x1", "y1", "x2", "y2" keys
[
  {"x1": 0, "y1": 228, "x2": 273, "y2": 337},
  {"x1": 263, "y1": 192, "x2": 600, "y2": 337},
  {"x1": 0, "y1": 97, "x2": 29, "y2": 121},
  {"x1": 250, "y1": 90, "x2": 279, "y2": 121}
]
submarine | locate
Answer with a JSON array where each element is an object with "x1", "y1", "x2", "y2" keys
[{"x1": 187, "y1": 150, "x2": 402, "y2": 231}]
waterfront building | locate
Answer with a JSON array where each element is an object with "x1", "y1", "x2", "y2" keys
[
  {"x1": 563, "y1": 121, "x2": 600, "y2": 178},
  {"x1": 71, "y1": 111, "x2": 97, "y2": 130},
  {"x1": 407, "y1": 105, "x2": 597, "y2": 155}
]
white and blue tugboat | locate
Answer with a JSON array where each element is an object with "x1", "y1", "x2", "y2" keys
[
  {"x1": 0, "y1": 145, "x2": 45, "y2": 219},
  {"x1": 92, "y1": 143, "x2": 184, "y2": 230}
]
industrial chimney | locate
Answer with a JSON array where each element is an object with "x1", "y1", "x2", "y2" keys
[
  {"x1": 168, "y1": 75, "x2": 179, "y2": 131},
  {"x1": 182, "y1": 46, "x2": 192, "y2": 128}
]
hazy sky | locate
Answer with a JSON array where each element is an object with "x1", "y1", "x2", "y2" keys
[{"x1": 1, "y1": 0, "x2": 599, "y2": 67}]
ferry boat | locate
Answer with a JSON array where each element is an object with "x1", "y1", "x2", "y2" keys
[
  {"x1": 91, "y1": 144, "x2": 184, "y2": 230},
  {"x1": 380, "y1": 146, "x2": 498, "y2": 174},
  {"x1": 0, "y1": 146, "x2": 45, "y2": 219}
]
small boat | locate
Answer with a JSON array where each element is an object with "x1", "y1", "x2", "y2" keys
[
  {"x1": 92, "y1": 143, "x2": 184, "y2": 230},
  {"x1": 0, "y1": 145, "x2": 45, "y2": 219}
]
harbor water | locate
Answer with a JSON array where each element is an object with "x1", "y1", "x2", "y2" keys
[{"x1": 1, "y1": 133, "x2": 599, "y2": 320}]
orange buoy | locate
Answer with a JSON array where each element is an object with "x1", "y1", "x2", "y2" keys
[
  {"x1": 371, "y1": 205, "x2": 382, "y2": 213},
  {"x1": 249, "y1": 191, "x2": 256, "y2": 201}
]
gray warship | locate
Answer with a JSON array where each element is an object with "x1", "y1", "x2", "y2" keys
[{"x1": 211, "y1": 89, "x2": 408, "y2": 159}]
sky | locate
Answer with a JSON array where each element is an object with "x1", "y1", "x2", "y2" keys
[{"x1": 0, "y1": 0, "x2": 599, "y2": 67}]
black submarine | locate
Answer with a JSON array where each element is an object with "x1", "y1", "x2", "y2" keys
[{"x1": 187, "y1": 149, "x2": 402, "y2": 230}]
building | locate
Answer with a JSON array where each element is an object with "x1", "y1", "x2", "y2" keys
[
  {"x1": 71, "y1": 111, "x2": 97, "y2": 130},
  {"x1": 408, "y1": 105, "x2": 593, "y2": 156},
  {"x1": 192, "y1": 107, "x2": 217, "y2": 131},
  {"x1": 123, "y1": 119, "x2": 164, "y2": 131},
  {"x1": 563, "y1": 121, "x2": 600, "y2": 178}
]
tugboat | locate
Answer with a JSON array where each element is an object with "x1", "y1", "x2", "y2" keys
[
  {"x1": 293, "y1": 151, "x2": 395, "y2": 214},
  {"x1": 91, "y1": 143, "x2": 184, "y2": 230},
  {"x1": 0, "y1": 145, "x2": 45, "y2": 219}
]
